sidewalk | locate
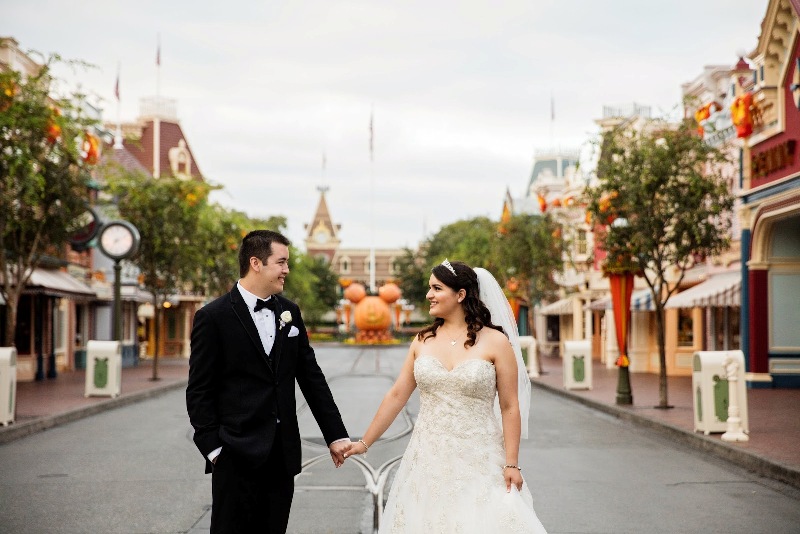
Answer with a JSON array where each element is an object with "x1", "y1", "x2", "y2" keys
[
  {"x1": 532, "y1": 355, "x2": 800, "y2": 489},
  {"x1": 0, "y1": 358, "x2": 189, "y2": 445},
  {"x1": 3, "y1": 351, "x2": 800, "y2": 491}
]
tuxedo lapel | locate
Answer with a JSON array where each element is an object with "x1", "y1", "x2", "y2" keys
[
  {"x1": 269, "y1": 297, "x2": 285, "y2": 372},
  {"x1": 229, "y1": 286, "x2": 273, "y2": 372}
]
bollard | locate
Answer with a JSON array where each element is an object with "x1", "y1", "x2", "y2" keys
[
  {"x1": 721, "y1": 355, "x2": 749, "y2": 442},
  {"x1": 519, "y1": 336, "x2": 539, "y2": 378}
]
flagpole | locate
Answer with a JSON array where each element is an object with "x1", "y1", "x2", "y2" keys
[
  {"x1": 550, "y1": 92, "x2": 554, "y2": 150},
  {"x1": 153, "y1": 33, "x2": 162, "y2": 178},
  {"x1": 369, "y1": 107, "x2": 376, "y2": 293},
  {"x1": 114, "y1": 62, "x2": 123, "y2": 149}
]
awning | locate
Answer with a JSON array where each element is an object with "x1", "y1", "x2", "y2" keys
[
  {"x1": 91, "y1": 281, "x2": 154, "y2": 303},
  {"x1": 588, "y1": 288, "x2": 656, "y2": 311},
  {"x1": 539, "y1": 297, "x2": 576, "y2": 315},
  {"x1": 25, "y1": 268, "x2": 96, "y2": 299},
  {"x1": 665, "y1": 272, "x2": 741, "y2": 308}
]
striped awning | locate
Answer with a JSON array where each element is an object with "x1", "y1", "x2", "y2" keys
[
  {"x1": 665, "y1": 272, "x2": 741, "y2": 308},
  {"x1": 539, "y1": 297, "x2": 575, "y2": 315},
  {"x1": 588, "y1": 288, "x2": 656, "y2": 311}
]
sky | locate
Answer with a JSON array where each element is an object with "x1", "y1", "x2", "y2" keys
[{"x1": 6, "y1": 0, "x2": 769, "y2": 250}]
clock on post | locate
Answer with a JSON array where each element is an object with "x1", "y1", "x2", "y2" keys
[
  {"x1": 98, "y1": 220, "x2": 140, "y2": 261},
  {"x1": 98, "y1": 220, "x2": 140, "y2": 341}
]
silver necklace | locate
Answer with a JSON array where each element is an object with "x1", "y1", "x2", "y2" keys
[{"x1": 443, "y1": 326, "x2": 468, "y2": 346}]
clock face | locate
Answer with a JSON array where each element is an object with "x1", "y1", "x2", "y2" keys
[
  {"x1": 313, "y1": 228, "x2": 330, "y2": 244},
  {"x1": 99, "y1": 222, "x2": 138, "y2": 259}
]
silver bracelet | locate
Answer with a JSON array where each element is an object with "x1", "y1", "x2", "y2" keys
[{"x1": 358, "y1": 439, "x2": 369, "y2": 454}]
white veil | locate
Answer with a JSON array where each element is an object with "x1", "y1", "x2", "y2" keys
[{"x1": 474, "y1": 267, "x2": 531, "y2": 439}]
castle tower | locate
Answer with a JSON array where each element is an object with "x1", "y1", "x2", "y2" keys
[{"x1": 304, "y1": 186, "x2": 341, "y2": 263}]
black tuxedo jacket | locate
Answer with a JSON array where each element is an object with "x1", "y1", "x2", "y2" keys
[{"x1": 186, "y1": 285, "x2": 348, "y2": 475}]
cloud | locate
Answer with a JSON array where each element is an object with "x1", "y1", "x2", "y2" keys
[{"x1": 7, "y1": 0, "x2": 768, "y2": 249}]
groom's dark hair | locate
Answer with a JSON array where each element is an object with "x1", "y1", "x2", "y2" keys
[{"x1": 239, "y1": 230, "x2": 291, "y2": 277}]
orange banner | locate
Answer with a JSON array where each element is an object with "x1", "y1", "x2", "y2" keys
[{"x1": 609, "y1": 272, "x2": 634, "y2": 367}]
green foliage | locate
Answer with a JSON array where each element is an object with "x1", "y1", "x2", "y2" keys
[
  {"x1": 424, "y1": 216, "x2": 497, "y2": 271},
  {"x1": 492, "y1": 213, "x2": 565, "y2": 305},
  {"x1": 190, "y1": 204, "x2": 286, "y2": 298},
  {"x1": 585, "y1": 119, "x2": 733, "y2": 289},
  {"x1": 393, "y1": 248, "x2": 428, "y2": 309},
  {"x1": 584, "y1": 118, "x2": 734, "y2": 407},
  {"x1": 415, "y1": 214, "x2": 564, "y2": 316},
  {"x1": 282, "y1": 253, "x2": 339, "y2": 328},
  {"x1": 0, "y1": 58, "x2": 96, "y2": 343},
  {"x1": 103, "y1": 165, "x2": 212, "y2": 299}
]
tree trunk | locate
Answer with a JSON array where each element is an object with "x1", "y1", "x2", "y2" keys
[
  {"x1": 151, "y1": 293, "x2": 160, "y2": 381},
  {"x1": 4, "y1": 292, "x2": 18, "y2": 348},
  {"x1": 654, "y1": 303, "x2": 670, "y2": 408}
]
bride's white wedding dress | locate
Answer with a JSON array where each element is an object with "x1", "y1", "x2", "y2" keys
[{"x1": 379, "y1": 355, "x2": 547, "y2": 533}]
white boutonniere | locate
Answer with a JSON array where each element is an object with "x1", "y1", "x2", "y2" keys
[{"x1": 279, "y1": 310, "x2": 292, "y2": 330}]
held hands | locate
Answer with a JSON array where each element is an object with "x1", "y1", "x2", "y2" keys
[
  {"x1": 329, "y1": 439, "x2": 352, "y2": 468},
  {"x1": 342, "y1": 439, "x2": 369, "y2": 460},
  {"x1": 503, "y1": 465, "x2": 523, "y2": 493}
]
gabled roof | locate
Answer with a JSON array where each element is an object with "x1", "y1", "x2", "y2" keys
[{"x1": 122, "y1": 120, "x2": 204, "y2": 181}]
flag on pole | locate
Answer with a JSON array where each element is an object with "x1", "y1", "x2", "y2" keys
[
  {"x1": 114, "y1": 67, "x2": 120, "y2": 101},
  {"x1": 322, "y1": 152, "x2": 326, "y2": 171},
  {"x1": 551, "y1": 94, "x2": 555, "y2": 121},
  {"x1": 369, "y1": 110, "x2": 374, "y2": 162},
  {"x1": 156, "y1": 34, "x2": 161, "y2": 66}
]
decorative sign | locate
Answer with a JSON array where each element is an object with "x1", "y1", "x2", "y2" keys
[
  {"x1": 791, "y1": 57, "x2": 800, "y2": 110},
  {"x1": 751, "y1": 139, "x2": 797, "y2": 179},
  {"x1": 68, "y1": 206, "x2": 101, "y2": 250}
]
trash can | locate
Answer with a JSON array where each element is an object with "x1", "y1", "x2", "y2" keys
[
  {"x1": 563, "y1": 340, "x2": 592, "y2": 390},
  {"x1": 692, "y1": 350, "x2": 749, "y2": 435},
  {"x1": 0, "y1": 347, "x2": 17, "y2": 426},
  {"x1": 85, "y1": 340, "x2": 122, "y2": 398}
]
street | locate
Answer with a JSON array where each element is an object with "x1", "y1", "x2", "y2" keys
[{"x1": 1, "y1": 345, "x2": 799, "y2": 533}]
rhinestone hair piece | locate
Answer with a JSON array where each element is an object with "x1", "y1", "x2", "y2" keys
[{"x1": 441, "y1": 258, "x2": 456, "y2": 276}]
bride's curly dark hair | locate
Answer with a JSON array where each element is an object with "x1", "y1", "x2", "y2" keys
[{"x1": 417, "y1": 260, "x2": 504, "y2": 348}]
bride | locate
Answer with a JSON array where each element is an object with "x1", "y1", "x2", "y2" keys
[{"x1": 344, "y1": 260, "x2": 547, "y2": 533}]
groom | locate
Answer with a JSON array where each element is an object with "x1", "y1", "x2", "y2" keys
[{"x1": 186, "y1": 229, "x2": 350, "y2": 533}]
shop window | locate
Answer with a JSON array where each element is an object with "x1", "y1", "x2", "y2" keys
[
  {"x1": 576, "y1": 230, "x2": 587, "y2": 255},
  {"x1": 677, "y1": 309, "x2": 694, "y2": 346}
]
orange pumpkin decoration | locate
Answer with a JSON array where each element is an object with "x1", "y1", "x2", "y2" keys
[
  {"x1": 378, "y1": 282, "x2": 401, "y2": 304},
  {"x1": 354, "y1": 296, "x2": 392, "y2": 331},
  {"x1": 343, "y1": 282, "x2": 367, "y2": 303}
]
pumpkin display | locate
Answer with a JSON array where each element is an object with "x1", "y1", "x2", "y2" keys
[{"x1": 343, "y1": 282, "x2": 366, "y2": 303}]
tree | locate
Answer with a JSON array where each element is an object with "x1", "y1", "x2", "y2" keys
[
  {"x1": 189, "y1": 203, "x2": 286, "y2": 299},
  {"x1": 0, "y1": 58, "x2": 96, "y2": 346},
  {"x1": 492, "y1": 213, "x2": 565, "y2": 311},
  {"x1": 393, "y1": 248, "x2": 428, "y2": 310},
  {"x1": 285, "y1": 255, "x2": 339, "y2": 329},
  {"x1": 585, "y1": 118, "x2": 733, "y2": 408},
  {"x1": 104, "y1": 165, "x2": 212, "y2": 380},
  {"x1": 424, "y1": 217, "x2": 497, "y2": 270}
]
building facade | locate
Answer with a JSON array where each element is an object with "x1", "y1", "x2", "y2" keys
[{"x1": 739, "y1": 0, "x2": 800, "y2": 387}]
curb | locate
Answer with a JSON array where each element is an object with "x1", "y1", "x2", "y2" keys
[
  {"x1": 0, "y1": 379, "x2": 188, "y2": 445},
  {"x1": 531, "y1": 380, "x2": 800, "y2": 490}
]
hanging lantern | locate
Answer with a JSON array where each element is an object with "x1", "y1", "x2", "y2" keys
[
  {"x1": 537, "y1": 193, "x2": 547, "y2": 213},
  {"x1": 81, "y1": 132, "x2": 100, "y2": 164},
  {"x1": 731, "y1": 93, "x2": 753, "y2": 138}
]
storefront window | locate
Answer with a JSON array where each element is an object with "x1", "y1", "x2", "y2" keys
[{"x1": 677, "y1": 309, "x2": 694, "y2": 346}]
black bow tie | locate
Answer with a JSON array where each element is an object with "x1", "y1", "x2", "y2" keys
[{"x1": 253, "y1": 298, "x2": 277, "y2": 313}]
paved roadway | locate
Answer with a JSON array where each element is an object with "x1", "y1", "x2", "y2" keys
[{"x1": 1, "y1": 345, "x2": 799, "y2": 533}]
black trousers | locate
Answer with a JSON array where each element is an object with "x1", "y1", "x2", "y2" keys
[{"x1": 210, "y1": 433, "x2": 294, "y2": 534}]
